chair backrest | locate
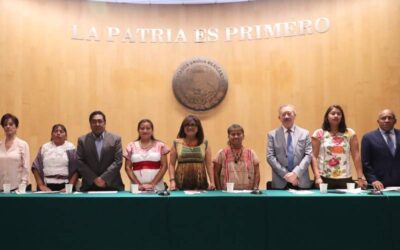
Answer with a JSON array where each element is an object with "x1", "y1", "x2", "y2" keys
[{"x1": 266, "y1": 181, "x2": 276, "y2": 190}]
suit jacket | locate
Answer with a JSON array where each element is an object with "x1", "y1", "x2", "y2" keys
[
  {"x1": 77, "y1": 131, "x2": 124, "y2": 191},
  {"x1": 267, "y1": 125, "x2": 312, "y2": 189},
  {"x1": 361, "y1": 128, "x2": 400, "y2": 187}
]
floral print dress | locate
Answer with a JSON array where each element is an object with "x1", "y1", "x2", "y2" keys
[{"x1": 312, "y1": 128, "x2": 355, "y2": 179}]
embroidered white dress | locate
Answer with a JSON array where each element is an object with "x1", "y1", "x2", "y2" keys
[
  {"x1": 124, "y1": 141, "x2": 170, "y2": 191},
  {"x1": 41, "y1": 141, "x2": 75, "y2": 184}
]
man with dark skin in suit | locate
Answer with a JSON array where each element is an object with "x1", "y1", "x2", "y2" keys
[{"x1": 362, "y1": 109, "x2": 399, "y2": 190}]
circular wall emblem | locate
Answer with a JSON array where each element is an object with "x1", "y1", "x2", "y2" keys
[{"x1": 172, "y1": 57, "x2": 228, "y2": 111}]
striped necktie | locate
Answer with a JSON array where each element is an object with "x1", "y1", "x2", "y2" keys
[
  {"x1": 385, "y1": 131, "x2": 395, "y2": 156},
  {"x1": 287, "y1": 129, "x2": 294, "y2": 171}
]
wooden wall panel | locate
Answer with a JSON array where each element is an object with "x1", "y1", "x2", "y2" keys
[{"x1": 0, "y1": 0, "x2": 399, "y2": 189}]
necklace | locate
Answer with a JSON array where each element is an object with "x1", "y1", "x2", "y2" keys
[
  {"x1": 230, "y1": 146, "x2": 243, "y2": 164},
  {"x1": 183, "y1": 139, "x2": 198, "y2": 147},
  {"x1": 139, "y1": 140, "x2": 153, "y2": 150}
]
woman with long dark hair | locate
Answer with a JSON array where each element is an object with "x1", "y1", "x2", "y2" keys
[
  {"x1": 311, "y1": 105, "x2": 367, "y2": 189},
  {"x1": 124, "y1": 119, "x2": 169, "y2": 191}
]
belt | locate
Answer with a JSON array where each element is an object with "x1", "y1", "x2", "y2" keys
[{"x1": 45, "y1": 175, "x2": 68, "y2": 180}]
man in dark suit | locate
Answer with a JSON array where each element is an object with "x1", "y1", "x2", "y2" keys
[
  {"x1": 77, "y1": 111, "x2": 124, "y2": 191},
  {"x1": 361, "y1": 109, "x2": 400, "y2": 190}
]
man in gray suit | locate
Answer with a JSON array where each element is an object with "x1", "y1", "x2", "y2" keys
[
  {"x1": 267, "y1": 105, "x2": 312, "y2": 189},
  {"x1": 77, "y1": 111, "x2": 124, "y2": 191}
]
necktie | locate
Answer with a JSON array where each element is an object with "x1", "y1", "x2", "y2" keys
[
  {"x1": 95, "y1": 136, "x2": 103, "y2": 160},
  {"x1": 385, "y1": 131, "x2": 395, "y2": 156},
  {"x1": 287, "y1": 129, "x2": 294, "y2": 171}
]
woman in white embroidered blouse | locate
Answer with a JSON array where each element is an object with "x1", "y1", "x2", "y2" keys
[
  {"x1": 311, "y1": 105, "x2": 367, "y2": 189},
  {"x1": 124, "y1": 119, "x2": 169, "y2": 191},
  {"x1": 0, "y1": 113, "x2": 30, "y2": 191},
  {"x1": 32, "y1": 124, "x2": 78, "y2": 191}
]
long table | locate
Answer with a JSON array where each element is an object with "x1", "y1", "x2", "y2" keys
[{"x1": 0, "y1": 190, "x2": 398, "y2": 250}]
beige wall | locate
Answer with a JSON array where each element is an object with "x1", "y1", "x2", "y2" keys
[{"x1": 0, "y1": 0, "x2": 399, "y2": 189}]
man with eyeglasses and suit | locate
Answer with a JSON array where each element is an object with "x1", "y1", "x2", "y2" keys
[{"x1": 267, "y1": 104, "x2": 312, "y2": 189}]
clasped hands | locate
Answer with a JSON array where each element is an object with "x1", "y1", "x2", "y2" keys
[
  {"x1": 284, "y1": 172, "x2": 298, "y2": 186},
  {"x1": 94, "y1": 177, "x2": 106, "y2": 188}
]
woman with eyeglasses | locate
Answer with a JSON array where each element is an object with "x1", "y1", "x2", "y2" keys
[
  {"x1": 168, "y1": 115, "x2": 215, "y2": 190},
  {"x1": 311, "y1": 105, "x2": 367, "y2": 189}
]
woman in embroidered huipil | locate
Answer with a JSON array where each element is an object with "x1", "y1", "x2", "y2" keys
[
  {"x1": 0, "y1": 113, "x2": 30, "y2": 191},
  {"x1": 311, "y1": 105, "x2": 367, "y2": 189},
  {"x1": 32, "y1": 124, "x2": 78, "y2": 191},
  {"x1": 124, "y1": 119, "x2": 169, "y2": 191},
  {"x1": 169, "y1": 115, "x2": 215, "y2": 190},
  {"x1": 213, "y1": 124, "x2": 260, "y2": 190}
]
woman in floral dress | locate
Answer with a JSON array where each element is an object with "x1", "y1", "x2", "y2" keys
[{"x1": 311, "y1": 105, "x2": 367, "y2": 189}]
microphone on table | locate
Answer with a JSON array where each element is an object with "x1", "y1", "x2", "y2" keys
[
  {"x1": 157, "y1": 190, "x2": 170, "y2": 196},
  {"x1": 251, "y1": 189, "x2": 263, "y2": 195}
]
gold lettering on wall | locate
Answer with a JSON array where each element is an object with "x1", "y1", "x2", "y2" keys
[{"x1": 71, "y1": 17, "x2": 330, "y2": 43}]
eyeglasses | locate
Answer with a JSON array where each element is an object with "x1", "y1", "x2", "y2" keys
[{"x1": 184, "y1": 123, "x2": 198, "y2": 128}]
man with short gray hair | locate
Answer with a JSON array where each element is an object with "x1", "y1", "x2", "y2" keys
[{"x1": 267, "y1": 105, "x2": 312, "y2": 189}]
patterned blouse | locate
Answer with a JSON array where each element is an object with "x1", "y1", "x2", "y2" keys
[
  {"x1": 312, "y1": 128, "x2": 355, "y2": 179},
  {"x1": 123, "y1": 140, "x2": 170, "y2": 190},
  {"x1": 123, "y1": 140, "x2": 170, "y2": 168},
  {"x1": 174, "y1": 139, "x2": 209, "y2": 190},
  {"x1": 32, "y1": 141, "x2": 76, "y2": 184},
  {"x1": 213, "y1": 147, "x2": 259, "y2": 190}
]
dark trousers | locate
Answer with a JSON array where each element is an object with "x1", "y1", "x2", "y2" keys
[
  {"x1": 11, "y1": 184, "x2": 32, "y2": 192},
  {"x1": 321, "y1": 177, "x2": 353, "y2": 189},
  {"x1": 285, "y1": 183, "x2": 310, "y2": 190},
  {"x1": 36, "y1": 183, "x2": 76, "y2": 192}
]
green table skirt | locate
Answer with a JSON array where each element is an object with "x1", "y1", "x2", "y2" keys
[{"x1": 0, "y1": 190, "x2": 398, "y2": 250}]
